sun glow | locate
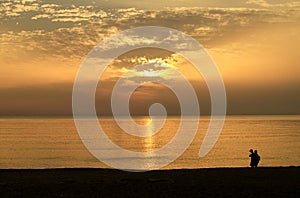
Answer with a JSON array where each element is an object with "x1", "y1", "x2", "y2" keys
[{"x1": 138, "y1": 70, "x2": 160, "y2": 77}]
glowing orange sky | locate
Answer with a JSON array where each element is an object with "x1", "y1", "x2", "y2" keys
[{"x1": 0, "y1": 0, "x2": 299, "y2": 115}]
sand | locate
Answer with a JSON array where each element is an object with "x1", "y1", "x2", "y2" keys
[{"x1": 0, "y1": 167, "x2": 299, "y2": 197}]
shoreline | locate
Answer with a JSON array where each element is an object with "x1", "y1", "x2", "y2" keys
[
  {"x1": 1, "y1": 167, "x2": 299, "y2": 197},
  {"x1": 0, "y1": 165, "x2": 299, "y2": 170}
]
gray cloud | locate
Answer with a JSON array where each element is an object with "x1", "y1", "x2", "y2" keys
[
  {"x1": 1, "y1": 4, "x2": 299, "y2": 60},
  {"x1": 1, "y1": 79, "x2": 299, "y2": 115}
]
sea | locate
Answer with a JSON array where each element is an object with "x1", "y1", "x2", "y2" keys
[{"x1": 0, "y1": 115, "x2": 299, "y2": 169}]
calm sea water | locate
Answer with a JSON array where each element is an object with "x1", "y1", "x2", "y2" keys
[{"x1": 0, "y1": 116, "x2": 299, "y2": 169}]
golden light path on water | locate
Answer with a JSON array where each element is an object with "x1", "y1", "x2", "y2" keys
[
  {"x1": 145, "y1": 118, "x2": 154, "y2": 149},
  {"x1": 144, "y1": 118, "x2": 156, "y2": 169}
]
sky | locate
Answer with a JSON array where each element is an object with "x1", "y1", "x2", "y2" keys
[{"x1": 0, "y1": 0, "x2": 300, "y2": 116}]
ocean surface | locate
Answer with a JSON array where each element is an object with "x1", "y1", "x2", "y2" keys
[{"x1": 0, "y1": 115, "x2": 299, "y2": 169}]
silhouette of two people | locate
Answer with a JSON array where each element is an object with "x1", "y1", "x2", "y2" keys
[{"x1": 249, "y1": 149, "x2": 260, "y2": 168}]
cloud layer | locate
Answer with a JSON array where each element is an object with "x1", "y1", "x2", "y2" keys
[
  {"x1": 1, "y1": 1, "x2": 300, "y2": 115},
  {"x1": 1, "y1": 2, "x2": 299, "y2": 60}
]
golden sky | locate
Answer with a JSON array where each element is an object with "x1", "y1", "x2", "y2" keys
[{"x1": 0, "y1": 0, "x2": 300, "y2": 115}]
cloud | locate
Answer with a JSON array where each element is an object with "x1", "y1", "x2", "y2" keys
[
  {"x1": 32, "y1": 6, "x2": 108, "y2": 22},
  {"x1": 0, "y1": 0, "x2": 42, "y2": 17},
  {"x1": 1, "y1": 77, "x2": 299, "y2": 116},
  {"x1": 1, "y1": 5, "x2": 299, "y2": 86},
  {"x1": 1, "y1": 5, "x2": 299, "y2": 64},
  {"x1": 0, "y1": 0, "x2": 107, "y2": 23},
  {"x1": 246, "y1": 0, "x2": 300, "y2": 8}
]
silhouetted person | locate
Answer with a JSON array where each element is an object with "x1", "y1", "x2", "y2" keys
[
  {"x1": 249, "y1": 149, "x2": 255, "y2": 168},
  {"x1": 249, "y1": 149, "x2": 260, "y2": 168},
  {"x1": 253, "y1": 150, "x2": 260, "y2": 167}
]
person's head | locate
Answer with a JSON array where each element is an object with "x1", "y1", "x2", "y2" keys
[
  {"x1": 254, "y1": 150, "x2": 257, "y2": 154},
  {"x1": 249, "y1": 149, "x2": 253, "y2": 153}
]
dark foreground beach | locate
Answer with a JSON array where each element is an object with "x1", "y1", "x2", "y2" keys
[{"x1": 0, "y1": 167, "x2": 299, "y2": 197}]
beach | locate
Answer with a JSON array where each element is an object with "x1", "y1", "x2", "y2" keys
[{"x1": 1, "y1": 167, "x2": 299, "y2": 197}]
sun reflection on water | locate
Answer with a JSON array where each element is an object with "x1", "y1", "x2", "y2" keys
[
  {"x1": 142, "y1": 117, "x2": 158, "y2": 169},
  {"x1": 144, "y1": 118, "x2": 154, "y2": 151}
]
